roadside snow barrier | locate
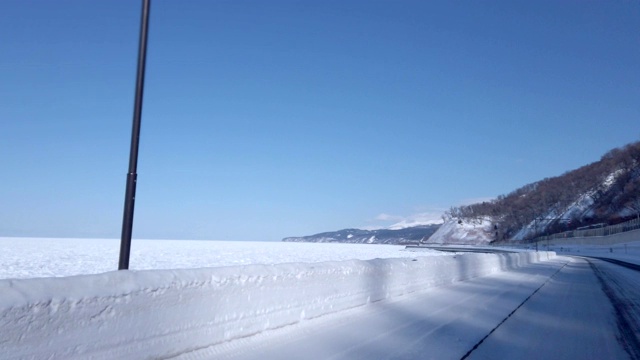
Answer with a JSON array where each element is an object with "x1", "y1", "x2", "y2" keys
[
  {"x1": 538, "y1": 228, "x2": 640, "y2": 246},
  {"x1": 0, "y1": 251, "x2": 555, "y2": 359}
]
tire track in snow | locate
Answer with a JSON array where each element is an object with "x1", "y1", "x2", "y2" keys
[
  {"x1": 459, "y1": 261, "x2": 569, "y2": 360},
  {"x1": 587, "y1": 259, "x2": 640, "y2": 360}
]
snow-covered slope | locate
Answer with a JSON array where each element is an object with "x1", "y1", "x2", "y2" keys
[
  {"x1": 426, "y1": 218, "x2": 495, "y2": 245},
  {"x1": 512, "y1": 169, "x2": 627, "y2": 241},
  {"x1": 445, "y1": 141, "x2": 640, "y2": 242}
]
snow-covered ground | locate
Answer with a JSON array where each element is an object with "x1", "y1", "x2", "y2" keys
[
  {"x1": 2, "y1": 237, "x2": 639, "y2": 359},
  {"x1": 0, "y1": 236, "x2": 554, "y2": 360},
  {"x1": 0, "y1": 237, "x2": 451, "y2": 279},
  {"x1": 201, "y1": 256, "x2": 632, "y2": 360}
]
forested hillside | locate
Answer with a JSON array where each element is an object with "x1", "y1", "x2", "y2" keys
[
  {"x1": 444, "y1": 141, "x2": 640, "y2": 242},
  {"x1": 282, "y1": 225, "x2": 440, "y2": 244}
]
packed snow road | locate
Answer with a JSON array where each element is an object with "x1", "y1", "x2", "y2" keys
[
  {"x1": 584, "y1": 256, "x2": 640, "y2": 359},
  {"x1": 176, "y1": 256, "x2": 637, "y2": 360}
]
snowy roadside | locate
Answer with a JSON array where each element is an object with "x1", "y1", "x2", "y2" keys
[
  {"x1": 200, "y1": 256, "x2": 630, "y2": 360},
  {"x1": 0, "y1": 251, "x2": 554, "y2": 360},
  {"x1": 546, "y1": 240, "x2": 640, "y2": 265}
]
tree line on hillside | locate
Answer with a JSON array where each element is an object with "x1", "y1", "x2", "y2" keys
[{"x1": 445, "y1": 141, "x2": 640, "y2": 242}]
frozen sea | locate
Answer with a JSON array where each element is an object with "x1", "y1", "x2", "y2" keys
[{"x1": 0, "y1": 237, "x2": 447, "y2": 280}]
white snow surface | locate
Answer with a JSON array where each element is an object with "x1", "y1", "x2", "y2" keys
[
  {"x1": 198, "y1": 256, "x2": 631, "y2": 360},
  {"x1": 0, "y1": 237, "x2": 451, "y2": 280},
  {"x1": 0, "y1": 236, "x2": 555, "y2": 360}
]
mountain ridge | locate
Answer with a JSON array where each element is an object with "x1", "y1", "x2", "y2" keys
[
  {"x1": 284, "y1": 141, "x2": 640, "y2": 246},
  {"x1": 432, "y1": 140, "x2": 640, "y2": 244},
  {"x1": 282, "y1": 224, "x2": 441, "y2": 245}
]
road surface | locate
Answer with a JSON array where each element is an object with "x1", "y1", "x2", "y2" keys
[{"x1": 174, "y1": 256, "x2": 639, "y2": 360}]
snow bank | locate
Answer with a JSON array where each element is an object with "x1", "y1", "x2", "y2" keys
[{"x1": 0, "y1": 252, "x2": 554, "y2": 360}]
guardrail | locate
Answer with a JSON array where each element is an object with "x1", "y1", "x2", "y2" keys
[{"x1": 533, "y1": 217, "x2": 640, "y2": 242}]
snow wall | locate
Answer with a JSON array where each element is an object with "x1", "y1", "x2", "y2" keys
[{"x1": 1, "y1": 251, "x2": 555, "y2": 360}]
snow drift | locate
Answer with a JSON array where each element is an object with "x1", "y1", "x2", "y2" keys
[{"x1": 1, "y1": 251, "x2": 554, "y2": 360}]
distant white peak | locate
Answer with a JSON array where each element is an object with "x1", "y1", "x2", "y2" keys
[{"x1": 387, "y1": 219, "x2": 443, "y2": 230}]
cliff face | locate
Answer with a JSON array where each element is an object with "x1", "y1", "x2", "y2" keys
[
  {"x1": 282, "y1": 224, "x2": 441, "y2": 245},
  {"x1": 426, "y1": 218, "x2": 494, "y2": 245}
]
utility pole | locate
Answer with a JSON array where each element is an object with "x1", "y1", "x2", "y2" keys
[
  {"x1": 533, "y1": 217, "x2": 538, "y2": 252},
  {"x1": 532, "y1": 217, "x2": 570, "y2": 252},
  {"x1": 119, "y1": 0, "x2": 151, "y2": 270}
]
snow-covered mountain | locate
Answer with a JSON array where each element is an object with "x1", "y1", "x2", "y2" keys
[
  {"x1": 286, "y1": 142, "x2": 639, "y2": 246},
  {"x1": 282, "y1": 224, "x2": 441, "y2": 245},
  {"x1": 437, "y1": 141, "x2": 640, "y2": 244}
]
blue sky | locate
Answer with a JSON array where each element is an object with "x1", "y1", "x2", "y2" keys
[{"x1": 1, "y1": 1, "x2": 639, "y2": 241}]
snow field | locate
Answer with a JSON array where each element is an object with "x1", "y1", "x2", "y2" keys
[
  {"x1": 0, "y1": 238, "x2": 450, "y2": 279},
  {"x1": 0, "y1": 251, "x2": 555, "y2": 360}
]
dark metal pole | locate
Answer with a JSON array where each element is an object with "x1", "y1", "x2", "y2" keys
[
  {"x1": 119, "y1": 0, "x2": 151, "y2": 270},
  {"x1": 534, "y1": 218, "x2": 538, "y2": 252}
]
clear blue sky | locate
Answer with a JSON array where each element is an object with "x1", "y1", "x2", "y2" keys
[{"x1": 1, "y1": 1, "x2": 639, "y2": 241}]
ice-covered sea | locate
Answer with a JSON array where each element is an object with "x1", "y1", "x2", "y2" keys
[{"x1": 0, "y1": 237, "x2": 447, "y2": 279}]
